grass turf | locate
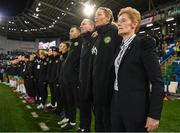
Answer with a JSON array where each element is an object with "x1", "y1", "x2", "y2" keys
[
  {"x1": 0, "y1": 83, "x2": 180, "y2": 132},
  {"x1": 0, "y1": 83, "x2": 94, "y2": 132}
]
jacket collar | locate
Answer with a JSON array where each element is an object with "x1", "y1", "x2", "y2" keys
[
  {"x1": 120, "y1": 36, "x2": 139, "y2": 66},
  {"x1": 71, "y1": 37, "x2": 81, "y2": 43},
  {"x1": 81, "y1": 31, "x2": 93, "y2": 42},
  {"x1": 112, "y1": 36, "x2": 139, "y2": 68},
  {"x1": 96, "y1": 23, "x2": 116, "y2": 34}
]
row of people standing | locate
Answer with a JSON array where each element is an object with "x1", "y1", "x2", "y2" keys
[
  {"x1": 69, "y1": 6, "x2": 163, "y2": 132},
  {"x1": 6, "y1": 6, "x2": 164, "y2": 132}
]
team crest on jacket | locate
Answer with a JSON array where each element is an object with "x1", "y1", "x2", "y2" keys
[
  {"x1": 74, "y1": 42, "x2": 79, "y2": 46},
  {"x1": 56, "y1": 60, "x2": 58, "y2": 63},
  {"x1": 91, "y1": 46, "x2": 97, "y2": 55},
  {"x1": 104, "y1": 36, "x2": 111, "y2": 44}
]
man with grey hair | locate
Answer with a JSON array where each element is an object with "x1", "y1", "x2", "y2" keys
[{"x1": 78, "y1": 19, "x2": 95, "y2": 132}]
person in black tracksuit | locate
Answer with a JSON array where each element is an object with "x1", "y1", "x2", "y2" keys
[
  {"x1": 56, "y1": 42, "x2": 70, "y2": 124},
  {"x1": 7, "y1": 60, "x2": 17, "y2": 88},
  {"x1": 88, "y1": 7, "x2": 122, "y2": 131},
  {"x1": 11, "y1": 60, "x2": 18, "y2": 89},
  {"x1": 23, "y1": 55, "x2": 31, "y2": 96},
  {"x1": 37, "y1": 49, "x2": 48, "y2": 109},
  {"x1": 78, "y1": 19, "x2": 95, "y2": 132},
  {"x1": 50, "y1": 47, "x2": 60, "y2": 109},
  {"x1": 60, "y1": 26, "x2": 82, "y2": 129},
  {"x1": 17, "y1": 57, "x2": 26, "y2": 94},
  {"x1": 56, "y1": 42, "x2": 70, "y2": 118},
  {"x1": 26, "y1": 54, "x2": 36, "y2": 102},
  {"x1": 33, "y1": 53, "x2": 42, "y2": 104},
  {"x1": 45, "y1": 48, "x2": 57, "y2": 110},
  {"x1": 55, "y1": 50, "x2": 63, "y2": 116}
]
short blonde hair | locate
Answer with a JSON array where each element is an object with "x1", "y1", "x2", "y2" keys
[
  {"x1": 118, "y1": 7, "x2": 141, "y2": 33},
  {"x1": 82, "y1": 19, "x2": 95, "y2": 26},
  {"x1": 37, "y1": 49, "x2": 47, "y2": 57},
  {"x1": 98, "y1": 7, "x2": 114, "y2": 23},
  {"x1": 81, "y1": 19, "x2": 95, "y2": 31}
]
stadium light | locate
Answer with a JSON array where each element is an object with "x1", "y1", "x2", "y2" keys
[
  {"x1": 36, "y1": 7, "x2": 40, "y2": 12},
  {"x1": 83, "y1": 4, "x2": 95, "y2": 17},
  {"x1": 38, "y1": 3, "x2": 41, "y2": 6}
]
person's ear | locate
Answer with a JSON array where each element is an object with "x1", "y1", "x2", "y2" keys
[
  {"x1": 106, "y1": 17, "x2": 111, "y2": 24},
  {"x1": 132, "y1": 22, "x2": 137, "y2": 30}
]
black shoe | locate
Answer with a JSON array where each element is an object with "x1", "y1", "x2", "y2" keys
[
  {"x1": 77, "y1": 128, "x2": 85, "y2": 132},
  {"x1": 60, "y1": 122, "x2": 76, "y2": 131},
  {"x1": 44, "y1": 105, "x2": 56, "y2": 112}
]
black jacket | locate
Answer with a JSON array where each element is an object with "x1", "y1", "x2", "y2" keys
[
  {"x1": 6, "y1": 65, "x2": 16, "y2": 76},
  {"x1": 28, "y1": 61, "x2": 35, "y2": 79},
  {"x1": 112, "y1": 35, "x2": 164, "y2": 121},
  {"x1": 88, "y1": 24, "x2": 121, "y2": 105},
  {"x1": 46, "y1": 55, "x2": 54, "y2": 82},
  {"x1": 58, "y1": 53, "x2": 68, "y2": 85},
  {"x1": 33, "y1": 57, "x2": 41, "y2": 80},
  {"x1": 56, "y1": 54, "x2": 63, "y2": 84},
  {"x1": 50, "y1": 55, "x2": 60, "y2": 82},
  {"x1": 62, "y1": 37, "x2": 82, "y2": 85},
  {"x1": 17, "y1": 61, "x2": 25, "y2": 77},
  {"x1": 39, "y1": 58, "x2": 48, "y2": 82},
  {"x1": 22, "y1": 61, "x2": 29, "y2": 79}
]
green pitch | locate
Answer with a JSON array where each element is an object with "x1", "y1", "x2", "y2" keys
[{"x1": 0, "y1": 83, "x2": 180, "y2": 132}]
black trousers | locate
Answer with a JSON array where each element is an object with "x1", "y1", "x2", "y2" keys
[
  {"x1": 94, "y1": 104, "x2": 111, "y2": 132},
  {"x1": 25, "y1": 78, "x2": 35, "y2": 97},
  {"x1": 111, "y1": 91, "x2": 147, "y2": 132},
  {"x1": 62, "y1": 81, "x2": 77, "y2": 123},
  {"x1": 49, "y1": 81, "x2": 58, "y2": 106},
  {"x1": 24, "y1": 79, "x2": 30, "y2": 95},
  {"x1": 34, "y1": 78, "x2": 40, "y2": 101},
  {"x1": 61, "y1": 82, "x2": 69, "y2": 118},
  {"x1": 38, "y1": 81, "x2": 48, "y2": 105},
  {"x1": 28, "y1": 78, "x2": 35, "y2": 98},
  {"x1": 80, "y1": 99, "x2": 92, "y2": 131},
  {"x1": 56, "y1": 84, "x2": 64, "y2": 115}
]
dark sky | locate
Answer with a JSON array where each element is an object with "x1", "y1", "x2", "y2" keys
[{"x1": 0, "y1": 0, "x2": 34, "y2": 17}]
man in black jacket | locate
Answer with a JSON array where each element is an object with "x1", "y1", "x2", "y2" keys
[
  {"x1": 60, "y1": 26, "x2": 82, "y2": 130},
  {"x1": 57, "y1": 41, "x2": 70, "y2": 122},
  {"x1": 78, "y1": 19, "x2": 95, "y2": 132}
]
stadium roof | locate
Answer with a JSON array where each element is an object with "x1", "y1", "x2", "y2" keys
[{"x1": 0, "y1": 0, "x2": 178, "y2": 41}]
